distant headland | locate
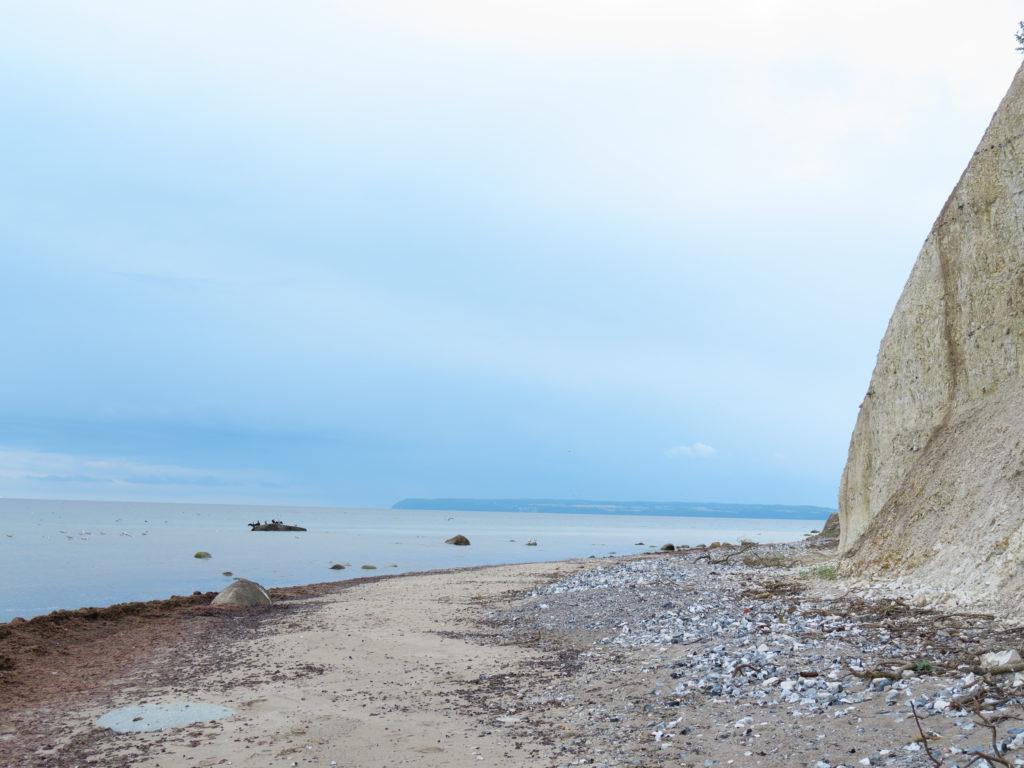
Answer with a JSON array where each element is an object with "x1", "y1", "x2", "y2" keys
[{"x1": 391, "y1": 498, "x2": 834, "y2": 521}]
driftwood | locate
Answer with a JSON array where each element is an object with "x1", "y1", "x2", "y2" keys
[{"x1": 694, "y1": 542, "x2": 756, "y2": 565}]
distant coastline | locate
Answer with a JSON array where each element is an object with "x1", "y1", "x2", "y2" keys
[{"x1": 391, "y1": 498, "x2": 834, "y2": 521}]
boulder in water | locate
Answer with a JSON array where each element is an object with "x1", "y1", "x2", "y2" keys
[{"x1": 445, "y1": 534, "x2": 470, "y2": 545}]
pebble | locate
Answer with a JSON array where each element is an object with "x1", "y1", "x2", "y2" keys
[{"x1": 489, "y1": 546, "x2": 1024, "y2": 768}]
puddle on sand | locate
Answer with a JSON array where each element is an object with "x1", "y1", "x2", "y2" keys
[{"x1": 96, "y1": 702, "x2": 234, "y2": 732}]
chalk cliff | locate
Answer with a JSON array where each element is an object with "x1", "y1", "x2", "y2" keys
[{"x1": 839, "y1": 62, "x2": 1024, "y2": 611}]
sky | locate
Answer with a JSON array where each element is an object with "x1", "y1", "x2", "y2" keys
[{"x1": 1, "y1": 2, "x2": 1022, "y2": 509}]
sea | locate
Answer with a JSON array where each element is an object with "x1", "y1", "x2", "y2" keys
[{"x1": 0, "y1": 498, "x2": 829, "y2": 623}]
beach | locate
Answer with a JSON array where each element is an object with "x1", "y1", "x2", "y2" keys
[
  {"x1": 4, "y1": 541, "x2": 1024, "y2": 768},
  {"x1": 1, "y1": 561, "x2": 573, "y2": 768}
]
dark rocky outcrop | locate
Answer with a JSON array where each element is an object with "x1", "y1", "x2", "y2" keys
[
  {"x1": 445, "y1": 534, "x2": 470, "y2": 546},
  {"x1": 808, "y1": 513, "x2": 840, "y2": 541}
]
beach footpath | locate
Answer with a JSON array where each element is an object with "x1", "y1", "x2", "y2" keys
[{"x1": 5, "y1": 542, "x2": 1024, "y2": 768}]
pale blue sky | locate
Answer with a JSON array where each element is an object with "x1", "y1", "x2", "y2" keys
[{"x1": 1, "y1": 2, "x2": 1021, "y2": 508}]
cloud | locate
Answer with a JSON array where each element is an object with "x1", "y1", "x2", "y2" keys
[
  {"x1": 0, "y1": 447, "x2": 264, "y2": 497},
  {"x1": 667, "y1": 442, "x2": 717, "y2": 459}
]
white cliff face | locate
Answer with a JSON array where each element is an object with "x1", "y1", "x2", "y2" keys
[{"x1": 839, "y1": 62, "x2": 1024, "y2": 610}]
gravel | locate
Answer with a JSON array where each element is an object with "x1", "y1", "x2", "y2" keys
[{"x1": 471, "y1": 544, "x2": 1024, "y2": 768}]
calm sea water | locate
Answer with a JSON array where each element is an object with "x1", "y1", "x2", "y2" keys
[{"x1": 0, "y1": 498, "x2": 827, "y2": 622}]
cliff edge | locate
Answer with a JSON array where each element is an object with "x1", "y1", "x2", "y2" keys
[{"x1": 839, "y1": 61, "x2": 1024, "y2": 613}]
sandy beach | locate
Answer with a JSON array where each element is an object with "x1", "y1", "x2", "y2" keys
[
  {"x1": 1, "y1": 561, "x2": 581, "y2": 768},
  {"x1": 4, "y1": 542, "x2": 1024, "y2": 768}
]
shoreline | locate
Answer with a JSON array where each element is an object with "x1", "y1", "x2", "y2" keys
[
  {"x1": 5, "y1": 540, "x2": 1024, "y2": 767},
  {"x1": 0, "y1": 497, "x2": 828, "y2": 624}
]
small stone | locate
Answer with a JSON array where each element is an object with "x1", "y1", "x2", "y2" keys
[
  {"x1": 980, "y1": 650, "x2": 1024, "y2": 674},
  {"x1": 445, "y1": 534, "x2": 470, "y2": 546},
  {"x1": 194, "y1": 551, "x2": 212, "y2": 559}
]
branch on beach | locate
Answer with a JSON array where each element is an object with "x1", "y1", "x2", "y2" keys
[
  {"x1": 845, "y1": 657, "x2": 946, "y2": 684},
  {"x1": 965, "y1": 703, "x2": 1014, "y2": 767},
  {"x1": 910, "y1": 701, "x2": 944, "y2": 767},
  {"x1": 730, "y1": 662, "x2": 761, "y2": 677},
  {"x1": 908, "y1": 688, "x2": 1023, "y2": 767},
  {"x1": 951, "y1": 685, "x2": 985, "y2": 711},
  {"x1": 694, "y1": 541, "x2": 756, "y2": 565}
]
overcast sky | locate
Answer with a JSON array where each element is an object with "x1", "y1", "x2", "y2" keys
[{"x1": 1, "y1": 2, "x2": 1021, "y2": 509}]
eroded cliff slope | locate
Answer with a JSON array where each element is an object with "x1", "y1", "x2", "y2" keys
[{"x1": 839, "y1": 62, "x2": 1024, "y2": 609}]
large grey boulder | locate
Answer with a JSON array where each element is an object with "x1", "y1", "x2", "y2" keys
[
  {"x1": 839, "y1": 62, "x2": 1024, "y2": 613},
  {"x1": 211, "y1": 579, "x2": 271, "y2": 607}
]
